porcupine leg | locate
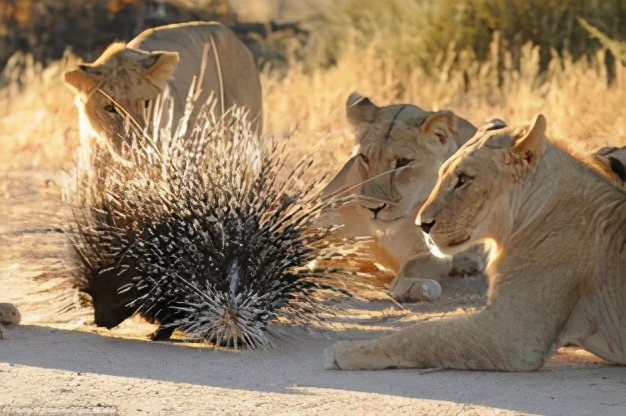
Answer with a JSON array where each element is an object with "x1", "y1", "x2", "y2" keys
[{"x1": 151, "y1": 325, "x2": 175, "y2": 341}]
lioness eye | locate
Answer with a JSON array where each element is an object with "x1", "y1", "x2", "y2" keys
[
  {"x1": 359, "y1": 153, "x2": 370, "y2": 164},
  {"x1": 104, "y1": 104, "x2": 117, "y2": 114},
  {"x1": 395, "y1": 158, "x2": 413, "y2": 169},
  {"x1": 455, "y1": 173, "x2": 473, "y2": 189}
]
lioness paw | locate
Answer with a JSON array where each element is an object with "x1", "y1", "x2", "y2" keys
[
  {"x1": 390, "y1": 278, "x2": 442, "y2": 303},
  {"x1": 0, "y1": 303, "x2": 20, "y2": 325},
  {"x1": 323, "y1": 344, "x2": 342, "y2": 370},
  {"x1": 324, "y1": 340, "x2": 404, "y2": 370},
  {"x1": 324, "y1": 341, "x2": 362, "y2": 370}
]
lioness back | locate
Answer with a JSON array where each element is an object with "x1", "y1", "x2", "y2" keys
[
  {"x1": 65, "y1": 22, "x2": 263, "y2": 153},
  {"x1": 128, "y1": 22, "x2": 263, "y2": 129}
]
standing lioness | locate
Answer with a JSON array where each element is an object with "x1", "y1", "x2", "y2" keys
[
  {"x1": 326, "y1": 114, "x2": 626, "y2": 371},
  {"x1": 64, "y1": 22, "x2": 263, "y2": 154}
]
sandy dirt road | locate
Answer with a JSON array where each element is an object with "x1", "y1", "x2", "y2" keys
[{"x1": 1, "y1": 165, "x2": 625, "y2": 416}]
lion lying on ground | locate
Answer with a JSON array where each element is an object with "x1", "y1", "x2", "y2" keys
[
  {"x1": 325, "y1": 114, "x2": 626, "y2": 371},
  {"x1": 64, "y1": 22, "x2": 263, "y2": 156},
  {"x1": 322, "y1": 93, "x2": 504, "y2": 302}
]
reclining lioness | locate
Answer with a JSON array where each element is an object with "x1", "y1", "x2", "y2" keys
[
  {"x1": 322, "y1": 93, "x2": 504, "y2": 302},
  {"x1": 64, "y1": 22, "x2": 263, "y2": 155},
  {"x1": 325, "y1": 114, "x2": 626, "y2": 371}
]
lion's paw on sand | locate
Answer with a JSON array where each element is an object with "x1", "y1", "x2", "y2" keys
[{"x1": 0, "y1": 303, "x2": 21, "y2": 339}]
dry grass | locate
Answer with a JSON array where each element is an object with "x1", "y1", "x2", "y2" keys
[
  {"x1": 0, "y1": 53, "x2": 80, "y2": 169},
  {"x1": 1, "y1": 36, "x2": 624, "y2": 172},
  {"x1": 262, "y1": 40, "x2": 626, "y2": 169}
]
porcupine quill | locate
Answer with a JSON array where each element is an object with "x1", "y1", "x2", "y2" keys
[{"x1": 65, "y1": 98, "x2": 369, "y2": 349}]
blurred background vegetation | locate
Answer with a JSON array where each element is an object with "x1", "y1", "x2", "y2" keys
[
  {"x1": 328, "y1": 0, "x2": 626, "y2": 86},
  {"x1": 0, "y1": 0, "x2": 624, "y2": 169},
  {"x1": 1, "y1": 0, "x2": 624, "y2": 85}
]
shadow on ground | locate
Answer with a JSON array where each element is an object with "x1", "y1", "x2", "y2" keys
[{"x1": 1, "y1": 322, "x2": 624, "y2": 416}]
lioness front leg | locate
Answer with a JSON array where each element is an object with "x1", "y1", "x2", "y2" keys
[{"x1": 325, "y1": 307, "x2": 554, "y2": 371}]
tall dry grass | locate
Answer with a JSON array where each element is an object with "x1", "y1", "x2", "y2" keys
[
  {"x1": 0, "y1": 32, "x2": 624, "y2": 173},
  {"x1": 263, "y1": 37, "x2": 625, "y2": 173},
  {"x1": 0, "y1": 52, "x2": 80, "y2": 169}
]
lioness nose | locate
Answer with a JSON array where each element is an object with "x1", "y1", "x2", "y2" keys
[
  {"x1": 420, "y1": 219, "x2": 435, "y2": 234},
  {"x1": 367, "y1": 204, "x2": 386, "y2": 218}
]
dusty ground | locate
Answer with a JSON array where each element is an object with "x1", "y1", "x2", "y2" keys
[{"x1": 1, "y1": 159, "x2": 626, "y2": 416}]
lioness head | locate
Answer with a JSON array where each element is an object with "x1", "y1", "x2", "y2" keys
[
  {"x1": 323, "y1": 93, "x2": 481, "y2": 226},
  {"x1": 64, "y1": 43, "x2": 180, "y2": 151},
  {"x1": 418, "y1": 114, "x2": 547, "y2": 257}
]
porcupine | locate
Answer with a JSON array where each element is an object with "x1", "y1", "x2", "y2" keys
[{"x1": 66, "y1": 100, "x2": 364, "y2": 348}]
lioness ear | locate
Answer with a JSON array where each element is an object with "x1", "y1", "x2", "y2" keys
[
  {"x1": 480, "y1": 118, "x2": 507, "y2": 133},
  {"x1": 78, "y1": 64, "x2": 105, "y2": 76},
  {"x1": 594, "y1": 146, "x2": 619, "y2": 157},
  {"x1": 420, "y1": 111, "x2": 458, "y2": 145},
  {"x1": 608, "y1": 157, "x2": 626, "y2": 182},
  {"x1": 346, "y1": 92, "x2": 379, "y2": 127},
  {"x1": 64, "y1": 69, "x2": 99, "y2": 94},
  {"x1": 140, "y1": 51, "x2": 180, "y2": 90},
  {"x1": 512, "y1": 114, "x2": 547, "y2": 165}
]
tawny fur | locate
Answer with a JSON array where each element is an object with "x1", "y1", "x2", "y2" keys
[{"x1": 325, "y1": 114, "x2": 626, "y2": 371}]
